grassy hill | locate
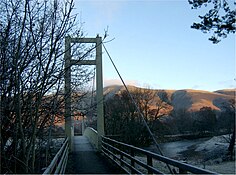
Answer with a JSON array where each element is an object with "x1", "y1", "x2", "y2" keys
[{"x1": 104, "y1": 85, "x2": 235, "y2": 112}]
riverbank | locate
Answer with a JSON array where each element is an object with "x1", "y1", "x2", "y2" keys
[{"x1": 144, "y1": 134, "x2": 235, "y2": 174}]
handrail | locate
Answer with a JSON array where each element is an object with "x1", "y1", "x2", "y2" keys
[
  {"x1": 83, "y1": 127, "x2": 98, "y2": 149},
  {"x1": 102, "y1": 136, "x2": 217, "y2": 174},
  {"x1": 43, "y1": 137, "x2": 69, "y2": 174}
]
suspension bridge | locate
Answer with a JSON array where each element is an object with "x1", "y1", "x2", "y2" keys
[{"x1": 43, "y1": 35, "x2": 217, "y2": 174}]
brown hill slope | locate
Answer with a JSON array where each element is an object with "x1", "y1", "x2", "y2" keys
[{"x1": 104, "y1": 85, "x2": 235, "y2": 111}]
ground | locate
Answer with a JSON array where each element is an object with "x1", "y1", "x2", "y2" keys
[
  {"x1": 146, "y1": 134, "x2": 235, "y2": 174},
  {"x1": 58, "y1": 134, "x2": 236, "y2": 174}
]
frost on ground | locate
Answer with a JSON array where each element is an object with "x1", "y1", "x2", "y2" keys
[
  {"x1": 205, "y1": 161, "x2": 235, "y2": 174},
  {"x1": 178, "y1": 135, "x2": 232, "y2": 162},
  {"x1": 195, "y1": 135, "x2": 229, "y2": 153},
  {"x1": 172, "y1": 134, "x2": 235, "y2": 174},
  {"x1": 144, "y1": 134, "x2": 235, "y2": 174}
]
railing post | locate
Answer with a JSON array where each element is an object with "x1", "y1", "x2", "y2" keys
[
  {"x1": 100, "y1": 137, "x2": 217, "y2": 174},
  {"x1": 131, "y1": 149, "x2": 135, "y2": 173},
  {"x1": 120, "y1": 154, "x2": 124, "y2": 167},
  {"x1": 179, "y1": 161, "x2": 188, "y2": 174},
  {"x1": 179, "y1": 168, "x2": 187, "y2": 174},
  {"x1": 147, "y1": 155, "x2": 153, "y2": 174}
]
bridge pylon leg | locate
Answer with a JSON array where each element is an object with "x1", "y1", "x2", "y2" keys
[
  {"x1": 96, "y1": 36, "x2": 104, "y2": 151},
  {"x1": 64, "y1": 36, "x2": 74, "y2": 152},
  {"x1": 64, "y1": 35, "x2": 104, "y2": 152}
]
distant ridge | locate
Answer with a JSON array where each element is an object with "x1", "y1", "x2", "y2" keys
[
  {"x1": 214, "y1": 89, "x2": 236, "y2": 96},
  {"x1": 104, "y1": 85, "x2": 235, "y2": 111}
]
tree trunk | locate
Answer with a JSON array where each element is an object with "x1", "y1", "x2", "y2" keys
[{"x1": 228, "y1": 127, "x2": 235, "y2": 160}]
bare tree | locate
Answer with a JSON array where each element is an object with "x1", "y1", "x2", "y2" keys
[
  {"x1": 131, "y1": 87, "x2": 155, "y2": 120},
  {"x1": 104, "y1": 90, "x2": 151, "y2": 146},
  {"x1": 0, "y1": 0, "x2": 94, "y2": 173},
  {"x1": 130, "y1": 87, "x2": 171, "y2": 121},
  {"x1": 153, "y1": 90, "x2": 172, "y2": 120},
  {"x1": 225, "y1": 99, "x2": 235, "y2": 160},
  {"x1": 104, "y1": 87, "x2": 172, "y2": 145}
]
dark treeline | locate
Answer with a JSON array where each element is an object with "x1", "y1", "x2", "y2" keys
[{"x1": 104, "y1": 88, "x2": 235, "y2": 157}]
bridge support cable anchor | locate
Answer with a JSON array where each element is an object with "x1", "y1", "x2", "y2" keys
[{"x1": 102, "y1": 42, "x2": 174, "y2": 174}]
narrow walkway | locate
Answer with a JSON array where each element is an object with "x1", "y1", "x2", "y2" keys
[{"x1": 68, "y1": 136, "x2": 124, "y2": 174}]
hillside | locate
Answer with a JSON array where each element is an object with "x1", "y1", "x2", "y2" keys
[
  {"x1": 214, "y1": 89, "x2": 236, "y2": 96},
  {"x1": 104, "y1": 85, "x2": 235, "y2": 112}
]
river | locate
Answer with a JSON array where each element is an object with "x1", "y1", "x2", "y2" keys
[{"x1": 143, "y1": 136, "x2": 221, "y2": 160}]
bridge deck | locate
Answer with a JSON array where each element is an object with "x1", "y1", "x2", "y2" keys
[{"x1": 66, "y1": 136, "x2": 123, "y2": 174}]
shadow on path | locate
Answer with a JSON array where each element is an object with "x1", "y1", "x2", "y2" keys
[{"x1": 66, "y1": 136, "x2": 124, "y2": 174}]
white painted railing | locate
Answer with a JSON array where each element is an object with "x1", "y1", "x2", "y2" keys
[
  {"x1": 102, "y1": 136, "x2": 217, "y2": 174},
  {"x1": 83, "y1": 127, "x2": 98, "y2": 149},
  {"x1": 43, "y1": 137, "x2": 69, "y2": 174}
]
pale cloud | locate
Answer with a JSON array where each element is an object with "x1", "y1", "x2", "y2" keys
[
  {"x1": 88, "y1": 1, "x2": 124, "y2": 23},
  {"x1": 104, "y1": 78, "x2": 140, "y2": 87},
  {"x1": 218, "y1": 79, "x2": 236, "y2": 89},
  {"x1": 192, "y1": 85, "x2": 201, "y2": 90}
]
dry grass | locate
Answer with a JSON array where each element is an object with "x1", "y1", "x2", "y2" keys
[{"x1": 104, "y1": 85, "x2": 235, "y2": 112}]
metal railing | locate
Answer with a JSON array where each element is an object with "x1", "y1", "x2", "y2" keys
[
  {"x1": 102, "y1": 136, "x2": 217, "y2": 174},
  {"x1": 43, "y1": 137, "x2": 69, "y2": 174},
  {"x1": 83, "y1": 127, "x2": 98, "y2": 149}
]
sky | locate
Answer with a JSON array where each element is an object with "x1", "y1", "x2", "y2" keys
[{"x1": 74, "y1": 0, "x2": 235, "y2": 92}]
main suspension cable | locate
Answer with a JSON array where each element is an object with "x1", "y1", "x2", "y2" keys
[{"x1": 102, "y1": 42, "x2": 173, "y2": 174}]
